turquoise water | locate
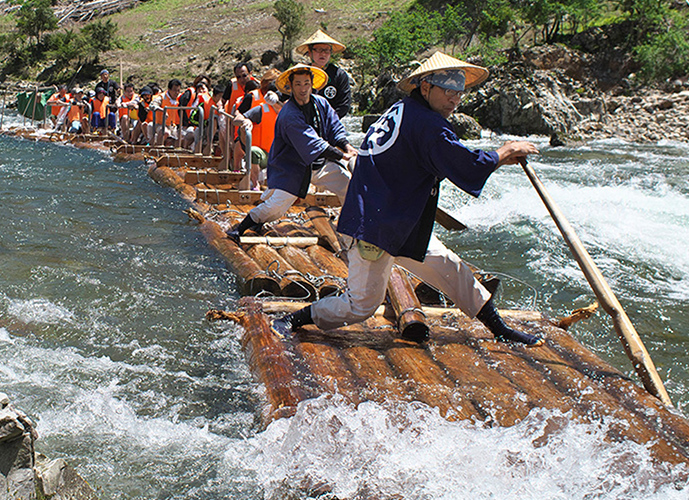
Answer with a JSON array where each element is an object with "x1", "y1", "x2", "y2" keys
[{"x1": 1, "y1": 114, "x2": 688, "y2": 498}]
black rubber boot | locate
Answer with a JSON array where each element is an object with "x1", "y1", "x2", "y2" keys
[
  {"x1": 476, "y1": 300, "x2": 544, "y2": 346},
  {"x1": 227, "y1": 214, "x2": 262, "y2": 242},
  {"x1": 270, "y1": 306, "x2": 313, "y2": 339}
]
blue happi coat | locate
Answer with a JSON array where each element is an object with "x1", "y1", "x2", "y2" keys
[
  {"x1": 337, "y1": 94, "x2": 500, "y2": 261},
  {"x1": 266, "y1": 94, "x2": 347, "y2": 198}
]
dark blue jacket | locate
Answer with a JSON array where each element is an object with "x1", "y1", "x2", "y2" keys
[
  {"x1": 337, "y1": 94, "x2": 499, "y2": 261},
  {"x1": 267, "y1": 94, "x2": 347, "y2": 198}
]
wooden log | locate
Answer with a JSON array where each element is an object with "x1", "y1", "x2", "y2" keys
[
  {"x1": 537, "y1": 321, "x2": 689, "y2": 460},
  {"x1": 304, "y1": 206, "x2": 344, "y2": 255},
  {"x1": 190, "y1": 212, "x2": 280, "y2": 296},
  {"x1": 147, "y1": 163, "x2": 196, "y2": 201},
  {"x1": 196, "y1": 188, "x2": 261, "y2": 206},
  {"x1": 278, "y1": 246, "x2": 344, "y2": 298},
  {"x1": 184, "y1": 170, "x2": 245, "y2": 186},
  {"x1": 428, "y1": 340, "x2": 532, "y2": 426},
  {"x1": 294, "y1": 335, "x2": 362, "y2": 404},
  {"x1": 235, "y1": 298, "x2": 313, "y2": 423},
  {"x1": 246, "y1": 244, "x2": 317, "y2": 301},
  {"x1": 305, "y1": 244, "x2": 349, "y2": 279},
  {"x1": 516, "y1": 334, "x2": 689, "y2": 463},
  {"x1": 387, "y1": 265, "x2": 429, "y2": 342},
  {"x1": 239, "y1": 236, "x2": 319, "y2": 247},
  {"x1": 340, "y1": 346, "x2": 410, "y2": 403},
  {"x1": 384, "y1": 343, "x2": 480, "y2": 421}
]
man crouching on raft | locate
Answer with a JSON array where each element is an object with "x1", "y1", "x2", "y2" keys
[{"x1": 272, "y1": 51, "x2": 544, "y2": 347}]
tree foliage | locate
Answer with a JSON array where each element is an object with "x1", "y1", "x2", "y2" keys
[
  {"x1": 273, "y1": 0, "x2": 305, "y2": 63},
  {"x1": 14, "y1": 0, "x2": 58, "y2": 45}
]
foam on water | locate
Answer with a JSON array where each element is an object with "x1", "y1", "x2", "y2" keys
[{"x1": 224, "y1": 395, "x2": 688, "y2": 500}]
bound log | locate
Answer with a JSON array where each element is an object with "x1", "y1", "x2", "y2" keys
[
  {"x1": 387, "y1": 265, "x2": 429, "y2": 342},
  {"x1": 184, "y1": 170, "x2": 245, "y2": 186},
  {"x1": 518, "y1": 335, "x2": 689, "y2": 464},
  {"x1": 304, "y1": 207, "x2": 344, "y2": 255},
  {"x1": 148, "y1": 163, "x2": 196, "y2": 201},
  {"x1": 239, "y1": 236, "x2": 319, "y2": 247},
  {"x1": 156, "y1": 154, "x2": 223, "y2": 170},
  {"x1": 294, "y1": 333, "x2": 362, "y2": 404},
  {"x1": 384, "y1": 342, "x2": 480, "y2": 421},
  {"x1": 278, "y1": 246, "x2": 344, "y2": 298},
  {"x1": 428, "y1": 340, "x2": 532, "y2": 426},
  {"x1": 537, "y1": 321, "x2": 689, "y2": 461},
  {"x1": 195, "y1": 188, "x2": 262, "y2": 206},
  {"x1": 246, "y1": 244, "x2": 317, "y2": 301},
  {"x1": 340, "y1": 346, "x2": 410, "y2": 402},
  {"x1": 236, "y1": 298, "x2": 313, "y2": 423},
  {"x1": 188, "y1": 211, "x2": 280, "y2": 296},
  {"x1": 305, "y1": 244, "x2": 349, "y2": 279}
]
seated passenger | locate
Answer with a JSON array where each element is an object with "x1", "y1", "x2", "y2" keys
[
  {"x1": 116, "y1": 83, "x2": 139, "y2": 142},
  {"x1": 90, "y1": 87, "x2": 116, "y2": 132},
  {"x1": 67, "y1": 87, "x2": 89, "y2": 134},
  {"x1": 130, "y1": 86, "x2": 154, "y2": 145},
  {"x1": 47, "y1": 85, "x2": 71, "y2": 130},
  {"x1": 151, "y1": 79, "x2": 182, "y2": 146},
  {"x1": 234, "y1": 90, "x2": 284, "y2": 190}
]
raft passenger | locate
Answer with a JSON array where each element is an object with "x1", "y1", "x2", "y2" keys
[
  {"x1": 67, "y1": 87, "x2": 89, "y2": 134},
  {"x1": 296, "y1": 30, "x2": 352, "y2": 118},
  {"x1": 47, "y1": 85, "x2": 71, "y2": 129},
  {"x1": 116, "y1": 83, "x2": 139, "y2": 142},
  {"x1": 130, "y1": 86, "x2": 154, "y2": 145},
  {"x1": 233, "y1": 89, "x2": 284, "y2": 190},
  {"x1": 90, "y1": 87, "x2": 116, "y2": 132},
  {"x1": 227, "y1": 64, "x2": 357, "y2": 239},
  {"x1": 151, "y1": 79, "x2": 182, "y2": 146},
  {"x1": 270, "y1": 52, "x2": 545, "y2": 347}
]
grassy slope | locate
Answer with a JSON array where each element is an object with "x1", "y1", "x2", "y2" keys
[{"x1": 101, "y1": 0, "x2": 412, "y2": 87}]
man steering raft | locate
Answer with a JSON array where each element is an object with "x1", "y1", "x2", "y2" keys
[
  {"x1": 271, "y1": 51, "x2": 545, "y2": 347},
  {"x1": 227, "y1": 64, "x2": 357, "y2": 241}
]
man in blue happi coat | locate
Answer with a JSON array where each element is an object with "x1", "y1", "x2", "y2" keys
[
  {"x1": 228, "y1": 64, "x2": 357, "y2": 239},
  {"x1": 272, "y1": 51, "x2": 545, "y2": 347}
]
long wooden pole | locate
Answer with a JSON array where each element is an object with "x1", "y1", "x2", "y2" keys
[{"x1": 520, "y1": 159, "x2": 672, "y2": 406}]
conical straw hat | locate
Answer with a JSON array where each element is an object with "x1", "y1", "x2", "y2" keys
[
  {"x1": 398, "y1": 51, "x2": 489, "y2": 93},
  {"x1": 296, "y1": 29, "x2": 346, "y2": 56},
  {"x1": 276, "y1": 64, "x2": 328, "y2": 94}
]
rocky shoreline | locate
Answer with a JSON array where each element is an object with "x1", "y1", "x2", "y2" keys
[{"x1": 0, "y1": 393, "x2": 99, "y2": 499}]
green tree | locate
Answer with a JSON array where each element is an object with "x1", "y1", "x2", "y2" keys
[
  {"x1": 14, "y1": 0, "x2": 57, "y2": 45},
  {"x1": 81, "y1": 19, "x2": 120, "y2": 53},
  {"x1": 273, "y1": 0, "x2": 304, "y2": 63},
  {"x1": 439, "y1": 4, "x2": 467, "y2": 55}
]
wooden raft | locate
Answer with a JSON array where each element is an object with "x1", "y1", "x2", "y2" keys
[
  {"x1": 211, "y1": 298, "x2": 689, "y2": 466},
  {"x1": 144, "y1": 157, "x2": 689, "y2": 467}
]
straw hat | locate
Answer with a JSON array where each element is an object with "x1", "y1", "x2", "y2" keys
[
  {"x1": 276, "y1": 64, "x2": 328, "y2": 94},
  {"x1": 295, "y1": 29, "x2": 346, "y2": 56},
  {"x1": 398, "y1": 51, "x2": 489, "y2": 93}
]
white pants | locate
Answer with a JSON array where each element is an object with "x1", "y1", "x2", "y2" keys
[
  {"x1": 311, "y1": 235, "x2": 492, "y2": 330},
  {"x1": 249, "y1": 161, "x2": 351, "y2": 224}
]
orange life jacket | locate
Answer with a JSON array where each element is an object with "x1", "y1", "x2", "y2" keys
[
  {"x1": 140, "y1": 100, "x2": 152, "y2": 124},
  {"x1": 49, "y1": 93, "x2": 71, "y2": 116},
  {"x1": 92, "y1": 96, "x2": 109, "y2": 117},
  {"x1": 251, "y1": 98, "x2": 278, "y2": 153},
  {"x1": 118, "y1": 94, "x2": 138, "y2": 119},
  {"x1": 223, "y1": 77, "x2": 258, "y2": 114},
  {"x1": 67, "y1": 101, "x2": 85, "y2": 122},
  {"x1": 155, "y1": 92, "x2": 180, "y2": 126}
]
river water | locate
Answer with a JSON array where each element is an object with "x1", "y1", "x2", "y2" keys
[{"x1": 0, "y1": 113, "x2": 688, "y2": 499}]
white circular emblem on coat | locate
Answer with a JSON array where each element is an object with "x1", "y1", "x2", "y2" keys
[
  {"x1": 360, "y1": 102, "x2": 404, "y2": 156},
  {"x1": 323, "y1": 86, "x2": 337, "y2": 99}
]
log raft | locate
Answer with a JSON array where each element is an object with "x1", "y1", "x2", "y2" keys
[
  {"x1": 4, "y1": 129, "x2": 686, "y2": 468},
  {"x1": 214, "y1": 297, "x2": 689, "y2": 466}
]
